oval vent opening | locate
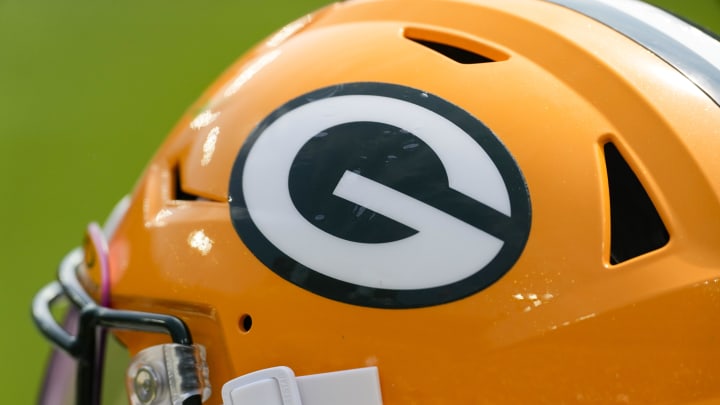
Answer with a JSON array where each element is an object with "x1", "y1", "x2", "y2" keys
[
  {"x1": 604, "y1": 142, "x2": 669, "y2": 264},
  {"x1": 404, "y1": 27, "x2": 509, "y2": 64}
]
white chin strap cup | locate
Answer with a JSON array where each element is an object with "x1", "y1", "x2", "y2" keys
[{"x1": 221, "y1": 366, "x2": 383, "y2": 405}]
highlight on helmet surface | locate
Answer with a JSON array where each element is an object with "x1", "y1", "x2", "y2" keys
[{"x1": 32, "y1": 0, "x2": 720, "y2": 403}]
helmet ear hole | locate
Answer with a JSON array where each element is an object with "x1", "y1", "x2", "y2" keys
[{"x1": 238, "y1": 314, "x2": 253, "y2": 333}]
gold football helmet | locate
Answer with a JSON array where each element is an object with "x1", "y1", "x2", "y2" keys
[{"x1": 34, "y1": 0, "x2": 720, "y2": 404}]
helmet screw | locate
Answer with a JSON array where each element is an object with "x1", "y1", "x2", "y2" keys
[{"x1": 133, "y1": 366, "x2": 159, "y2": 404}]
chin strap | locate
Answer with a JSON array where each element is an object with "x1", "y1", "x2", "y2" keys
[{"x1": 221, "y1": 366, "x2": 383, "y2": 405}]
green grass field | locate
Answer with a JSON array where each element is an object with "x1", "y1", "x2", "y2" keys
[{"x1": 1, "y1": 0, "x2": 718, "y2": 402}]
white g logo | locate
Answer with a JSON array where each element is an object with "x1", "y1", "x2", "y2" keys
[{"x1": 229, "y1": 83, "x2": 530, "y2": 308}]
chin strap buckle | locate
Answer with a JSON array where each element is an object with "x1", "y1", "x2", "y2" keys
[{"x1": 221, "y1": 366, "x2": 383, "y2": 405}]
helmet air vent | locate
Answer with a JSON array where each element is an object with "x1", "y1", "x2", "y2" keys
[
  {"x1": 173, "y1": 163, "x2": 200, "y2": 201},
  {"x1": 604, "y1": 142, "x2": 669, "y2": 264},
  {"x1": 404, "y1": 27, "x2": 508, "y2": 64}
]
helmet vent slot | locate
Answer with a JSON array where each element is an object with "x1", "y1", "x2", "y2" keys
[
  {"x1": 173, "y1": 163, "x2": 200, "y2": 201},
  {"x1": 404, "y1": 27, "x2": 508, "y2": 64},
  {"x1": 604, "y1": 142, "x2": 669, "y2": 264},
  {"x1": 408, "y1": 38, "x2": 494, "y2": 64}
]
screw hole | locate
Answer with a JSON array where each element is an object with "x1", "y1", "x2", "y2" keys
[{"x1": 239, "y1": 314, "x2": 253, "y2": 333}]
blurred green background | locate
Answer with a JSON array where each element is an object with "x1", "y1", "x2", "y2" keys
[{"x1": 0, "y1": 0, "x2": 718, "y2": 403}]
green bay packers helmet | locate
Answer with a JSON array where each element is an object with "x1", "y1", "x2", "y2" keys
[{"x1": 33, "y1": 0, "x2": 720, "y2": 404}]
